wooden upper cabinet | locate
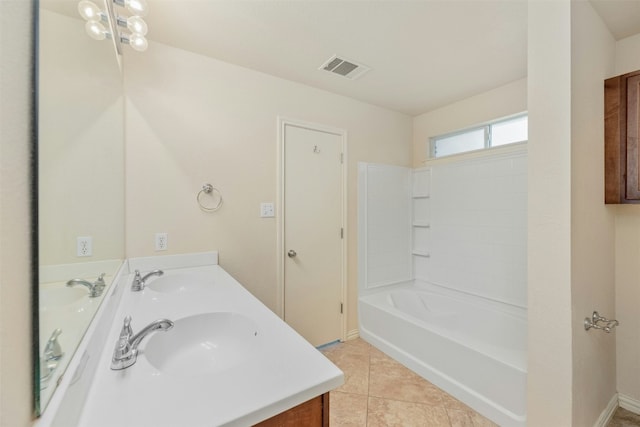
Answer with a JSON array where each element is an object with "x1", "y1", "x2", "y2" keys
[{"x1": 605, "y1": 70, "x2": 640, "y2": 204}]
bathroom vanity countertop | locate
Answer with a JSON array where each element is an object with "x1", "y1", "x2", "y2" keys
[{"x1": 76, "y1": 264, "x2": 344, "y2": 427}]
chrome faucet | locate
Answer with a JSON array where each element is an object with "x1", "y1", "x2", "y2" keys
[
  {"x1": 111, "y1": 316, "x2": 173, "y2": 370},
  {"x1": 41, "y1": 328, "x2": 64, "y2": 382},
  {"x1": 67, "y1": 273, "x2": 106, "y2": 297},
  {"x1": 131, "y1": 269, "x2": 163, "y2": 291},
  {"x1": 43, "y1": 328, "x2": 64, "y2": 361}
]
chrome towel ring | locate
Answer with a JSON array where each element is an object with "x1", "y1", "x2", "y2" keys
[{"x1": 197, "y1": 183, "x2": 223, "y2": 212}]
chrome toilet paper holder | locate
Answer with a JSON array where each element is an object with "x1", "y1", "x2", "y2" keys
[{"x1": 584, "y1": 311, "x2": 619, "y2": 333}]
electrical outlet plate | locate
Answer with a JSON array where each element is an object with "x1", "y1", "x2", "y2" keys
[
  {"x1": 260, "y1": 202, "x2": 275, "y2": 218},
  {"x1": 155, "y1": 233, "x2": 168, "y2": 251},
  {"x1": 77, "y1": 236, "x2": 92, "y2": 257}
]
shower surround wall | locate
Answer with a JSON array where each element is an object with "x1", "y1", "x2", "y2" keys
[
  {"x1": 360, "y1": 145, "x2": 527, "y2": 302},
  {"x1": 358, "y1": 145, "x2": 528, "y2": 426},
  {"x1": 422, "y1": 149, "x2": 527, "y2": 306}
]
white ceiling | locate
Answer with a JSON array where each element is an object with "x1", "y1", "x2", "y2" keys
[
  {"x1": 43, "y1": 0, "x2": 640, "y2": 116},
  {"x1": 143, "y1": 0, "x2": 528, "y2": 116}
]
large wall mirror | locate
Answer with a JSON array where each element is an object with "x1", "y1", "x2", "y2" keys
[{"x1": 37, "y1": 0, "x2": 124, "y2": 414}]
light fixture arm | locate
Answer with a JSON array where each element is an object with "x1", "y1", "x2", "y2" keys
[{"x1": 115, "y1": 15, "x2": 127, "y2": 27}]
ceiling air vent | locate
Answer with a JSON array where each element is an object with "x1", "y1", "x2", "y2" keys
[{"x1": 319, "y1": 55, "x2": 371, "y2": 80}]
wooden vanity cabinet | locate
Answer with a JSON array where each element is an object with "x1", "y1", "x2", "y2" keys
[
  {"x1": 253, "y1": 393, "x2": 329, "y2": 427},
  {"x1": 605, "y1": 69, "x2": 640, "y2": 203}
]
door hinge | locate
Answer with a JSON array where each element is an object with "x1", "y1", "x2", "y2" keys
[
  {"x1": 340, "y1": 153, "x2": 344, "y2": 164},
  {"x1": 340, "y1": 303, "x2": 343, "y2": 314},
  {"x1": 340, "y1": 228, "x2": 344, "y2": 239}
]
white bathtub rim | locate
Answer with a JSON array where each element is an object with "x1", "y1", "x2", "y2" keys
[
  {"x1": 360, "y1": 289, "x2": 527, "y2": 372},
  {"x1": 383, "y1": 285, "x2": 527, "y2": 327},
  {"x1": 360, "y1": 327, "x2": 527, "y2": 427},
  {"x1": 364, "y1": 279, "x2": 527, "y2": 318},
  {"x1": 365, "y1": 297, "x2": 526, "y2": 372}
]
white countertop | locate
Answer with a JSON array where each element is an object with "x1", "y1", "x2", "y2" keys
[{"x1": 76, "y1": 264, "x2": 343, "y2": 427}]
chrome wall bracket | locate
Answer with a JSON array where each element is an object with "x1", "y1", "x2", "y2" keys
[{"x1": 584, "y1": 311, "x2": 619, "y2": 333}]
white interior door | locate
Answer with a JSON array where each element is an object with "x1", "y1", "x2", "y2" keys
[{"x1": 283, "y1": 123, "x2": 344, "y2": 347}]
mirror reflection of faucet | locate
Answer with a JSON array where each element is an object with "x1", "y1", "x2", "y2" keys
[
  {"x1": 66, "y1": 273, "x2": 106, "y2": 297},
  {"x1": 111, "y1": 315, "x2": 174, "y2": 370},
  {"x1": 40, "y1": 328, "x2": 64, "y2": 385},
  {"x1": 131, "y1": 269, "x2": 164, "y2": 292}
]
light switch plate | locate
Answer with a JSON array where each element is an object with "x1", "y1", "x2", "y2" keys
[{"x1": 260, "y1": 203, "x2": 275, "y2": 218}]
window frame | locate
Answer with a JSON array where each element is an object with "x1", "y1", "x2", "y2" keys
[{"x1": 429, "y1": 112, "x2": 528, "y2": 159}]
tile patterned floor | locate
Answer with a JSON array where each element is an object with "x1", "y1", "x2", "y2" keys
[
  {"x1": 321, "y1": 338, "x2": 640, "y2": 427},
  {"x1": 609, "y1": 407, "x2": 640, "y2": 427},
  {"x1": 320, "y1": 338, "x2": 499, "y2": 427}
]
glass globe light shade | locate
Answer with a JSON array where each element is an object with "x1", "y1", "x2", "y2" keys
[
  {"x1": 128, "y1": 33, "x2": 148, "y2": 51},
  {"x1": 78, "y1": 0, "x2": 102, "y2": 21},
  {"x1": 85, "y1": 20, "x2": 107, "y2": 40},
  {"x1": 127, "y1": 16, "x2": 148, "y2": 35},
  {"x1": 125, "y1": 0, "x2": 148, "y2": 17}
]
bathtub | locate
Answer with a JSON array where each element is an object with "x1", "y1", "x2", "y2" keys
[{"x1": 359, "y1": 281, "x2": 526, "y2": 427}]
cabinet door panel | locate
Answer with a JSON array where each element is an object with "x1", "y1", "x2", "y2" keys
[{"x1": 627, "y1": 74, "x2": 640, "y2": 200}]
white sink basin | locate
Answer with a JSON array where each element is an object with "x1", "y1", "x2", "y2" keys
[
  {"x1": 40, "y1": 286, "x2": 87, "y2": 310},
  {"x1": 143, "y1": 312, "x2": 261, "y2": 376},
  {"x1": 145, "y1": 272, "x2": 214, "y2": 294}
]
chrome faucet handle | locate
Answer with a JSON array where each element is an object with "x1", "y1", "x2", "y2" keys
[
  {"x1": 131, "y1": 269, "x2": 163, "y2": 292},
  {"x1": 43, "y1": 328, "x2": 64, "y2": 361},
  {"x1": 94, "y1": 273, "x2": 106, "y2": 289},
  {"x1": 111, "y1": 316, "x2": 174, "y2": 370},
  {"x1": 119, "y1": 315, "x2": 133, "y2": 339},
  {"x1": 111, "y1": 316, "x2": 134, "y2": 369},
  {"x1": 131, "y1": 270, "x2": 143, "y2": 291}
]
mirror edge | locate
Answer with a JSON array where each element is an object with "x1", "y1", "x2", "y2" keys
[{"x1": 32, "y1": 0, "x2": 40, "y2": 417}]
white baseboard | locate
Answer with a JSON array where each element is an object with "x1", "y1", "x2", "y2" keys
[
  {"x1": 594, "y1": 394, "x2": 619, "y2": 427},
  {"x1": 619, "y1": 393, "x2": 640, "y2": 415},
  {"x1": 345, "y1": 329, "x2": 359, "y2": 341}
]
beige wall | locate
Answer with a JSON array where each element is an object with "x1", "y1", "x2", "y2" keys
[
  {"x1": 0, "y1": 0, "x2": 36, "y2": 426},
  {"x1": 123, "y1": 41, "x2": 412, "y2": 334},
  {"x1": 411, "y1": 78, "x2": 527, "y2": 167},
  {"x1": 571, "y1": 2, "x2": 617, "y2": 425},
  {"x1": 616, "y1": 209, "x2": 640, "y2": 402},
  {"x1": 527, "y1": 1, "x2": 573, "y2": 425},
  {"x1": 613, "y1": 32, "x2": 640, "y2": 405},
  {"x1": 614, "y1": 32, "x2": 640, "y2": 76}
]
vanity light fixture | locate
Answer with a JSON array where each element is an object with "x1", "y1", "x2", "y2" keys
[
  {"x1": 77, "y1": 0, "x2": 149, "y2": 52},
  {"x1": 113, "y1": 0, "x2": 148, "y2": 17}
]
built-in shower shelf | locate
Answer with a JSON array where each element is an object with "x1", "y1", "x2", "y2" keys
[
  {"x1": 412, "y1": 222, "x2": 430, "y2": 228},
  {"x1": 412, "y1": 250, "x2": 431, "y2": 258},
  {"x1": 412, "y1": 194, "x2": 430, "y2": 199}
]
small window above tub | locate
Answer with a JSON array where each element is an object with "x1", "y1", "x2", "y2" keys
[{"x1": 429, "y1": 113, "x2": 528, "y2": 159}]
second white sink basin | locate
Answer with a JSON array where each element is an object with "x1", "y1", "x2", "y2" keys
[
  {"x1": 145, "y1": 272, "x2": 214, "y2": 294},
  {"x1": 143, "y1": 312, "x2": 261, "y2": 376}
]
